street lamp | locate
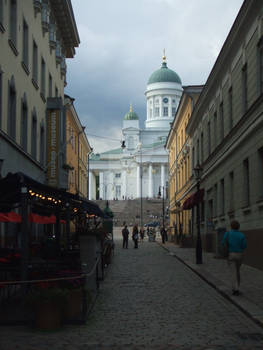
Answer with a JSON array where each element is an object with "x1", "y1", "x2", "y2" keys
[
  {"x1": 158, "y1": 186, "x2": 165, "y2": 229},
  {"x1": 137, "y1": 142, "x2": 143, "y2": 228},
  {"x1": 193, "y1": 162, "x2": 203, "y2": 264}
]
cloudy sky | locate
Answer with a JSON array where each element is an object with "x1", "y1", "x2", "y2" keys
[{"x1": 65, "y1": 0, "x2": 244, "y2": 153}]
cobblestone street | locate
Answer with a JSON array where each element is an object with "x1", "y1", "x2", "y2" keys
[{"x1": 0, "y1": 232, "x2": 263, "y2": 349}]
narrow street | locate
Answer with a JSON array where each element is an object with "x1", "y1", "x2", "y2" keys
[{"x1": 0, "y1": 230, "x2": 263, "y2": 349}]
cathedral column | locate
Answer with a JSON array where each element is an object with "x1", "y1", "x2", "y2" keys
[
  {"x1": 122, "y1": 170, "x2": 127, "y2": 199},
  {"x1": 137, "y1": 165, "x2": 141, "y2": 198},
  {"x1": 148, "y1": 163, "x2": 153, "y2": 198},
  {"x1": 99, "y1": 172, "x2": 104, "y2": 199},
  {"x1": 161, "y1": 164, "x2": 166, "y2": 199}
]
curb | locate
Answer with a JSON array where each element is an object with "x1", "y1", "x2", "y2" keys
[{"x1": 157, "y1": 242, "x2": 263, "y2": 329}]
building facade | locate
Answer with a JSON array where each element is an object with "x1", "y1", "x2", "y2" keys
[
  {"x1": 89, "y1": 55, "x2": 183, "y2": 201},
  {"x1": 65, "y1": 95, "x2": 91, "y2": 198},
  {"x1": 166, "y1": 86, "x2": 203, "y2": 238},
  {"x1": 186, "y1": 0, "x2": 263, "y2": 269},
  {"x1": 0, "y1": 0, "x2": 79, "y2": 186}
]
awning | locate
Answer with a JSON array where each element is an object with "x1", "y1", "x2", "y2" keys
[
  {"x1": 0, "y1": 212, "x2": 67, "y2": 224},
  {"x1": 183, "y1": 189, "x2": 204, "y2": 210},
  {"x1": 0, "y1": 212, "x2": 22, "y2": 223}
]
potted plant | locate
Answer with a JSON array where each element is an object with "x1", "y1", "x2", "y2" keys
[{"x1": 26, "y1": 283, "x2": 68, "y2": 330}]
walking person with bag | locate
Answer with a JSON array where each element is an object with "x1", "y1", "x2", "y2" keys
[{"x1": 222, "y1": 220, "x2": 247, "y2": 296}]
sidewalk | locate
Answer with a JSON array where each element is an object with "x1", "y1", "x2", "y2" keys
[{"x1": 157, "y1": 239, "x2": 263, "y2": 328}]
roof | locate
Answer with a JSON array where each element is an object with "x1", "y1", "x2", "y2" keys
[
  {"x1": 124, "y1": 105, "x2": 139, "y2": 120},
  {"x1": 148, "y1": 61, "x2": 182, "y2": 85}
]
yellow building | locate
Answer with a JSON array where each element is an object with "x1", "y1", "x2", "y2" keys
[
  {"x1": 65, "y1": 95, "x2": 91, "y2": 198},
  {"x1": 166, "y1": 86, "x2": 203, "y2": 240}
]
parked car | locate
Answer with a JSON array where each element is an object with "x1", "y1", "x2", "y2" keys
[{"x1": 144, "y1": 221, "x2": 160, "y2": 227}]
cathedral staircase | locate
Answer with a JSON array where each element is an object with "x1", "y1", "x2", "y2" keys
[{"x1": 94, "y1": 199, "x2": 168, "y2": 227}]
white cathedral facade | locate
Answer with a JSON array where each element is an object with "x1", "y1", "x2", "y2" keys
[{"x1": 88, "y1": 55, "x2": 183, "y2": 200}]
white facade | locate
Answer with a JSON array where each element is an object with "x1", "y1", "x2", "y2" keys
[{"x1": 89, "y1": 57, "x2": 183, "y2": 200}]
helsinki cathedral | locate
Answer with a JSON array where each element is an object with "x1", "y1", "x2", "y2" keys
[{"x1": 88, "y1": 54, "x2": 182, "y2": 200}]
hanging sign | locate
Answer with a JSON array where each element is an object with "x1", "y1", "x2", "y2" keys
[{"x1": 47, "y1": 110, "x2": 59, "y2": 187}]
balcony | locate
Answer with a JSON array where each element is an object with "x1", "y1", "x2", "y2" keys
[
  {"x1": 33, "y1": 0, "x2": 42, "y2": 15},
  {"x1": 41, "y1": 2, "x2": 50, "y2": 33},
  {"x1": 49, "y1": 23, "x2": 57, "y2": 50}
]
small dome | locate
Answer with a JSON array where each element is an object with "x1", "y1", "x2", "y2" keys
[
  {"x1": 124, "y1": 104, "x2": 139, "y2": 120},
  {"x1": 148, "y1": 61, "x2": 182, "y2": 85}
]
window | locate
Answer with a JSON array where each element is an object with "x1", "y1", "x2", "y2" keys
[
  {"x1": 0, "y1": 0, "x2": 3, "y2": 28},
  {"x1": 21, "y1": 94, "x2": 28, "y2": 151},
  {"x1": 41, "y1": 57, "x2": 46, "y2": 97},
  {"x1": 115, "y1": 185, "x2": 121, "y2": 198},
  {"x1": 258, "y1": 38, "x2": 263, "y2": 94},
  {"x1": 155, "y1": 107, "x2": 159, "y2": 117},
  {"x1": 172, "y1": 107, "x2": 176, "y2": 116},
  {"x1": 115, "y1": 173, "x2": 121, "y2": 178},
  {"x1": 22, "y1": 19, "x2": 29, "y2": 69},
  {"x1": 32, "y1": 40, "x2": 38, "y2": 85},
  {"x1": 48, "y1": 73, "x2": 52, "y2": 97},
  {"x1": 128, "y1": 136, "x2": 134, "y2": 149},
  {"x1": 214, "y1": 184, "x2": 217, "y2": 217},
  {"x1": 243, "y1": 158, "x2": 250, "y2": 207},
  {"x1": 207, "y1": 121, "x2": 211, "y2": 155},
  {"x1": 214, "y1": 111, "x2": 217, "y2": 149},
  {"x1": 192, "y1": 147, "x2": 195, "y2": 172},
  {"x1": 40, "y1": 125, "x2": 45, "y2": 166},
  {"x1": 200, "y1": 133, "x2": 204, "y2": 163},
  {"x1": 228, "y1": 87, "x2": 233, "y2": 130},
  {"x1": 220, "y1": 179, "x2": 225, "y2": 215},
  {"x1": 9, "y1": 0, "x2": 17, "y2": 45},
  {"x1": 55, "y1": 86, "x2": 58, "y2": 97},
  {"x1": 163, "y1": 107, "x2": 168, "y2": 116},
  {"x1": 31, "y1": 112, "x2": 37, "y2": 159},
  {"x1": 229, "y1": 171, "x2": 234, "y2": 211},
  {"x1": 0, "y1": 69, "x2": 2, "y2": 128},
  {"x1": 8, "y1": 77, "x2": 16, "y2": 140},
  {"x1": 257, "y1": 147, "x2": 263, "y2": 199},
  {"x1": 242, "y1": 63, "x2": 248, "y2": 113},
  {"x1": 196, "y1": 139, "x2": 200, "y2": 164},
  {"x1": 219, "y1": 102, "x2": 224, "y2": 141}
]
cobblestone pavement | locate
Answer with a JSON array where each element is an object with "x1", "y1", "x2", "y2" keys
[
  {"x1": 157, "y1": 239, "x2": 263, "y2": 327},
  {"x1": 0, "y1": 232, "x2": 263, "y2": 349}
]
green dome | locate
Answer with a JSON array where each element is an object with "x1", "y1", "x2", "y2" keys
[
  {"x1": 124, "y1": 105, "x2": 139, "y2": 120},
  {"x1": 148, "y1": 61, "x2": 182, "y2": 85}
]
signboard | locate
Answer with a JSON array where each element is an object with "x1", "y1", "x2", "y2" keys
[{"x1": 47, "y1": 110, "x2": 59, "y2": 187}]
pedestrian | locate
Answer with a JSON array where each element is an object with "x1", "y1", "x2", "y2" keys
[
  {"x1": 222, "y1": 220, "x2": 247, "y2": 296},
  {"x1": 122, "y1": 225, "x2": 129, "y2": 249},
  {"x1": 161, "y1": 226, "x2": 166, "y2": 244},
  {"x1": 139, "y1": 227, "x2": 145, "y2": 242},
  {"x1": 132, "y1": 224, "x2": 139, "y2": 248}
]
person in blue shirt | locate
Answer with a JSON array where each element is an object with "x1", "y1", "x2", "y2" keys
[{"x1": 222, "y1": 220, "x2": 247, "y2": 296}]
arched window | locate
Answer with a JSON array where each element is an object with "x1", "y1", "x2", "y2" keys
[
  {"x1": 31, "y1": 108, "x2": 37, "y2": 159},
  {"x1": 21, "y1": 93, "x2": 28, "y2": 151},
  {"x1": 8, "y1": 76, "x2": 16, "y2": 140}
]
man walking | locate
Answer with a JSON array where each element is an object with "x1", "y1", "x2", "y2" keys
[{"x1": 122, "y1": 225, "x2": 129, "y2": 249}]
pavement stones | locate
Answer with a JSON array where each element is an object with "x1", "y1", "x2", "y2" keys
[{"x1": 0, "y1": 230, "x2": 263, "y2": 349}]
